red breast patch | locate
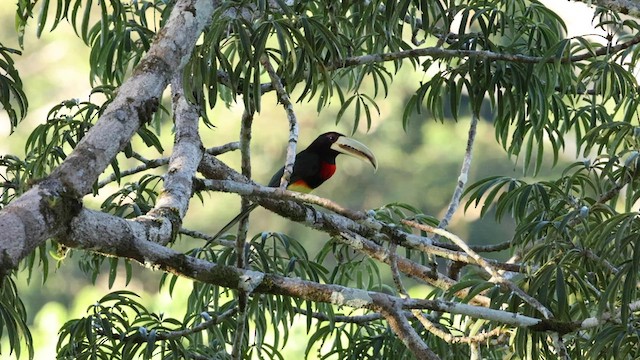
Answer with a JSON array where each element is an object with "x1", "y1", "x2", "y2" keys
[{"x1": 320, "y1": 162, "x2": 337, "y2": 180}]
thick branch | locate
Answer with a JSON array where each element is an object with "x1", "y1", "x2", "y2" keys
[
  {"x1": 143, "y1": 71, "x2": 204, "y2": 245},
  {"x1": 199, "y1": 179, "x2": 523, "y2": 272},
  {"x1": 0, "y1": 0, "x2": 216, "y2": 273},
  {"x1": 58, "y1": 208, "x2": 553, "y2": 330},
  {"x1": 574, "y1": 0, "x2": 640, "y2": 18}
]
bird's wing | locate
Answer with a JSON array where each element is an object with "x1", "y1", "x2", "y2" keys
[{"x1": 267, "y1": 151, "x2": 319, "y2": 188}]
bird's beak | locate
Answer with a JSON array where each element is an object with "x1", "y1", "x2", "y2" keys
[{"x1": 331, "y1": 136, "x2": 378, "y2": 172}]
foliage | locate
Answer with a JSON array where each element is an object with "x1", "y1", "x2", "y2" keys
[
  {"x1": 0, "y1": 45, "x2": 27, "y2": 132},
  {"x1": 56, "y1": 290, "x2": 236, "y2": 360},
  {"x1": 0, "y1": 276, "x2": 32, "y2": 360},
  {"x1": 2, "y1": 0, "x2": 640, "y2": 359}
]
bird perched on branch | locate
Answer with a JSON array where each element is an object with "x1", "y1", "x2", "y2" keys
[{"x1": 206, "y1": 132, "x2": 377, "y2": 246}]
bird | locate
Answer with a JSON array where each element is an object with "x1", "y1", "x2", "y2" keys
[{"x1": 204, "y1": 132, "x2": 377, "y2": 247}]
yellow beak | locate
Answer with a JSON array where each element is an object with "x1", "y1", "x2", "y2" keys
[{"x1": 331, "y1": 136, "x2": 378, "y2": 171}]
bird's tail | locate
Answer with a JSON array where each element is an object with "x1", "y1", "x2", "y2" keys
[{"x1": 202, "y1": 202, "x2": 259, "y2": 248}]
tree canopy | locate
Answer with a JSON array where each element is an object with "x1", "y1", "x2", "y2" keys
[{"x1": 1, "y1": 0, "x2": 640, "y2": 359}]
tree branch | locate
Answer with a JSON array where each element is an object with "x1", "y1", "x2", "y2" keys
[
  {"x1": 141, "y1": 71, "x2": 204, "y2": 245},
  {"x1": 199, "y1": 179, "x2": 524, "y2": 273},
  {"x1": 331, "y1": 33, "x2": 640, "y2": 69},
  {"x1": 439, "y1": 114, "x2": 478, "y2": 231},
  {"x1": 97, "y1": 142, "x2": 239, "y2": 189},
  {"x1": 260, "y1": 55, "x2": 299, "y2": 189},
  {"x1": 58, "y1": 210, "x2": 564, "y2": 332},
  {"x1": 374, "y1": 295, "x2": 441, "y2": 360},
  {"x1": 179, "y1": 227, "x2": 235, "y2": 248},
  {"x1": 98, "y1": 307, "x2": 238, "y2": 343},
  {"x1": 402, "y1": 220, "x2": 554, "y2": 320},
  {"x1": 574, "y1": 0, "x2": 640, "y2": 18},
  {"x1": 231, "y1": 108, "x2": 254, "y2": 360},
  {"x1": 0, "y1": 0, "x2": 217, "y2": 273}
]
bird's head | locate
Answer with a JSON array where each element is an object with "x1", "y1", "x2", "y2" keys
[{"x1": 309, "y1": 132, "x2": 378, "y2": 171}]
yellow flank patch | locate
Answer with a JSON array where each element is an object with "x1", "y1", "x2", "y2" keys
[{"x1": 287, "y1": 180, "x2": 314, "y2": 193}]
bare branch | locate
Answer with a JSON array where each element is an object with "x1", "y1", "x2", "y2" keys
[
  {"x1": 199, "y1": 179, "x2": 524, "y2": 273},
  {"x1": 439, "y1": 115, "x2": 478, "y2": 230},
  {"x1": 98, "y1": 142, "x2": 240, "y2": 189},
  {"x1": 179, "y1": 227, "x2": 235, "y2": 248},
  {"x1": 231, "y1": 108, "x2": 254, "y2": 360},
  {"x1": 331, "y1": 33, "x2": 640, "y2": 69},
  {"x1": 550, "y1": 332, "x2": 571, "y2": 360},
  {"x1": 402, "y1": 220, "x2": 554, "y2": 320},
  {"x1": 259, "y1": 55, "x2": 299, "y2": 189},
  {"x1": 575, "y1": 0, "x2": 640, "y2": 18},
  {"x1": 434, "y1": 240, "x2": 513, "y2": 253},
  {"x1": 292, "y1": 307, "x2": 385, "y2": 324},
  {"x1": 374, "y1": 295, "x2": 441, "y2": 360},
  {"x1": 580, "y1": 299, "x2": 640, "y2": 329},
  {"x1": 97, "y1": 158, "x2": 166, "y2": 189},
  {"x1": 143, "y1": 71, "x2": 203, "y2": 238}
]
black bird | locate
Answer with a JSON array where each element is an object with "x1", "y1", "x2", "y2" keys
[{"x1": 206, "y1": 132, "x2": 377, "y2": 245}]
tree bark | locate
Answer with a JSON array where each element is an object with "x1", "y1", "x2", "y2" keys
[{"x1": 0, "y1": 0, "x2": 216, "y2": 274}]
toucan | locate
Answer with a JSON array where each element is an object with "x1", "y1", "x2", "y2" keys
[{"x1": 206, "y1": 132, "x2": 377, "y2": 245}]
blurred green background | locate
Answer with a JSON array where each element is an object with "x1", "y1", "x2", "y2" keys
[{"x1": 0, "y1": 4, "x2": 569, "y2": 358}]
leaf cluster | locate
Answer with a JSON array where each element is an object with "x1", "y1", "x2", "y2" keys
[
  {"x1": 0, "y1": 276, "x2": 32, "y2": 360},
  {"x1": 56, "y1": 290, "x2": 233, "y2": 360},
  {"x1": 0, "y1": 45, "x2": 28, "y2": 132}
]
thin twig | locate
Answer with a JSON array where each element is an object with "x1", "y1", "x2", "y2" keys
[
  {"x1": 549, "y1": 332, "x2": 571, "y2": 360},
  {"x1": 97, "y1": 158, "x2": 167, "y2": 189},
  {"x1": 231, "y1": 109, "x2": 254, "y2": 360},
  {"x1": 439, "y1": 114, "x2": 478, "y2": 230},
  {"x1": 402, "y1": 220, "x2": 554, "y2": 320},
  {"x1": 97, "y1": 143, "x2": 239, "y2": 189},
  {"x1": 331, "y1": 33, "x2": 640, "y2": 69},
  {"x1": 179, "y1": 227, "x2": 235, "y2": 248},
  {"x1": 206, "y1": 142, "x2": 242, "y2": 156},
  {"x1": 438, "y1": 115, "x2": 478, "y2": 279},
  {"x1": 433, "y1": 240, "x2": 512, "y2": 253},
  {"x1": 97, "y1": 307, "x2": 237, "y2": 343},
  {"x1": 259, "y1": 55, "x2": 299, "y2": 189},
  {"x1": 292, "y1": 307, "x2": 385, "y2": 324}
]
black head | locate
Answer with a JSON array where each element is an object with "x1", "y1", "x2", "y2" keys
[
  {"x1": 305, "y1": 132, "x2": 345, "y2": 154},
  {"x1": 303, "y1": 132, "x2": 377, "y2": 170}
]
